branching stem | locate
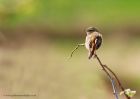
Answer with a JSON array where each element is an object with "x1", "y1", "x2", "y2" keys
[
  {"x1": 94, "y1": 54, "x2": 119, "y2": 99},
  {"x1": 68, "y1": 43, "x2": 85, "y2": 60},
  {"x1": 94, "y1": 54, "x2": 130, "y2": 99},
  {"x1": 69, "y1": 43, "x2": 131, "y2": 99}
]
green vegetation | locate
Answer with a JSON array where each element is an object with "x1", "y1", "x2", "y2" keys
[{"x1": 0, "y1": 0, "x2": 140, "y2": 28}]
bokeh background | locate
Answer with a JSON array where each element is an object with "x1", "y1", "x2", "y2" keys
[{"x1": 0, "y1": 0, "x2": 140, "y2": 99}]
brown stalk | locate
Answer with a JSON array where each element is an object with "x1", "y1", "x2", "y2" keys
[{"x1": 94, "y1": 54, "x2": 130, "y2": 99}]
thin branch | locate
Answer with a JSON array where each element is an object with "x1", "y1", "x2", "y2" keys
[
  {"x1": 94, "y1": 54, "x2": 131, "y2": 99},
  {"x1": 111, "y1": 77, "x2": 119, "y2": 99},
  {"x1": 68, "y1": 43, "x2": 85, "y2": 60},
  {"x1": 94, "y1": 54, "x2": 119, "y2": 99},
  {"x1": 104, "y1": 64, "x2": 131, "y2": 99},
  {"x1": 69, "y1": 43, "x2": 131, "y2": 99}
]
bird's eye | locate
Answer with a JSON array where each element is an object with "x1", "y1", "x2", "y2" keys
[
  {"x1": 86, "y1": 27, "x2": 99, "y2": 33},
  {"x1": 87, "y1": 29, "x2": 94, "y2": 33}
]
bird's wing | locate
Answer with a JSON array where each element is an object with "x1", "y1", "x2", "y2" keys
[
  {"x1": 88, "y1": 38, "x2": 96, "y2": 59},
  {"x1": 95, "y1": 36, "x2": 102, "y2": 50}
]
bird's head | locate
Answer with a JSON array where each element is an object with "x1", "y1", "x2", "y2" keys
[{"x1": 86, "y1": 27, "x2": 99, "y2": 35}]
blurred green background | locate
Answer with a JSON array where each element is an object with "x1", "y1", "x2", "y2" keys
[{"x1": 0, "y1": 0, "x2": 140, "y2": 99}]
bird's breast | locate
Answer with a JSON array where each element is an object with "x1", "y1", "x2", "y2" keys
[{"x1": 85, "y1": 35, "x2": 94, "y2": 50}]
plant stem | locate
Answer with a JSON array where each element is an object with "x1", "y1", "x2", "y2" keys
[
  {"x1": 94, "y1": 54, "x2": 130, "y2": 99},
  {"x1": 103, "y1": 65, "x2": 130, "y2": 99},
  {"x1": 68, "y1": 43, "x2": 85, "y2": 60},
  {"x1": 94, "y1": 54, "x2": 119, "y2": 99}
]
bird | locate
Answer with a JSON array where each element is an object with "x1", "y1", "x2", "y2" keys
[{"x1": 85, "y1": 27, "x2": 102, "y2": 59}]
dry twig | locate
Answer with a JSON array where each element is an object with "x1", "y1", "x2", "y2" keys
[
  {"x1": 69, "y1": 44, "x2": 131, "y2": 99},
  {"x1": 94, "y1": 54, "x2": 130, "y2": 99},
  {"x1": 68, "y1": 43, "x2": 85, "y2": 60}
]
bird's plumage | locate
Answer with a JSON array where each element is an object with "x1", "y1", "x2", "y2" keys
[{"x1": 85, "y1": 28, "x2": 102, "y2": 59}]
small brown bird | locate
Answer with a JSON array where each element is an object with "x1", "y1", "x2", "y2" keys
[{"x1": 85, "y1": 27, "x2": 102, "y2": 59}]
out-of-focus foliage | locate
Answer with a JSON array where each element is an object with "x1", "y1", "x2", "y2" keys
[
  {"x1": 0, "y1": 0, "x2": 38, "y2": 27},
  {"x1": 0, "y1": 0, "x2": 140, "y2": 29}
]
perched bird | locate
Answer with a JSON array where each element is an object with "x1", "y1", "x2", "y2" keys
[{"x1": 85, "y1": 27, "x2": 102, "y2": 59}]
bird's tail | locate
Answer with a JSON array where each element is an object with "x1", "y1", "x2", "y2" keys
[
  {"x1": 88, "y1": 43, "x2": 96, "y2": 59},
  {"x1": 88, "y1": 51, "x2": 95, "y2": 59}
]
